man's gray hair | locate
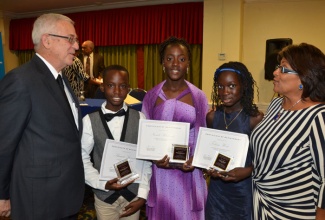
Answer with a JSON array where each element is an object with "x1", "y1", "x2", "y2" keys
[{"x1": 32, "y1": 13, "x2": 74, "y2": 50}]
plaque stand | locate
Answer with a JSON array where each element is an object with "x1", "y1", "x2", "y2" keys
[
  {"x1": 211, "y1": 152, "x2": 232, "y2": 171},
  {"x1": 114, "y1": 159, "x2": 139, "y2": 185},
  {"x1": 169, "y1": 144, "x2": 189, "y2": 163}
]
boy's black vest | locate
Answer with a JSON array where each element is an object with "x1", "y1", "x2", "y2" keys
[{"x1": 89, "y1": 108, "x2": 140, "y2": 204}]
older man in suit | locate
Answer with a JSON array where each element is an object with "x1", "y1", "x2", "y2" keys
[
  {"x1": 0, "y1": 13, "x2": 84, "y2": 219},
  {"x1": 79, "y1": 40, "x2": 105, "y2": 98}
]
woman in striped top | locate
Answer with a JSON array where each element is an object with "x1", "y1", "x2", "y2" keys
[{"x1": 250, "y1": 43, "x2": 325, "y2": 219}]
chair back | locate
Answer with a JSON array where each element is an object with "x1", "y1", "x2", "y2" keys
[
  {"x1": 94, "y1": 87, "x2": 105, "y2": 99},
  {"x1": 128, "y1": 88, "x2": 147, "y2": 101}
]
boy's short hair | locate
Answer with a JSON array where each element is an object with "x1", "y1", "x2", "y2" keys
[{"x1": 102, "y1": 65, "x2": 129, "y2": 81}]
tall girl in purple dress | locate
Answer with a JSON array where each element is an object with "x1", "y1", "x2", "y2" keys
[{"x1": 142, "y1": 36, "x2": 208, "y2": 220}]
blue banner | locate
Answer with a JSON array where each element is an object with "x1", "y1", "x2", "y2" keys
[{"x1": 0, "y1": 32, "x2": 5, "y2": 80}]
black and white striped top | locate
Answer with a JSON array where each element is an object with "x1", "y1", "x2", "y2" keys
[{"x1": 251, "y1": 97, "x2": 325, "y2": 219}]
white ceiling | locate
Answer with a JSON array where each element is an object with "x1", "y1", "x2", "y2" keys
[
  {"x1": 1, "y1": 0, "x2": 318, "y2": 19},
  {"x1": 0, "y1": 0, "x2": 202, "y2": 18}
]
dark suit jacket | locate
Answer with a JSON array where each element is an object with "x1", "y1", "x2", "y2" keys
[
  {"x1": 0, "y1": 55, "x2": 85, "y2": 219},
  {"x1": 79, "y1": 52, "x2": 105, "y2": 79},
  {"x1": 78, "y1": 52, "x2": 105, "y2": 98}
]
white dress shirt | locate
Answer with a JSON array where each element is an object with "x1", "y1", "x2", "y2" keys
[{"x1": 81, "y1": 101, "x2": 152, "y2": 199}]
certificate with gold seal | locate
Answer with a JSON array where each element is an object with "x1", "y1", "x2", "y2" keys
[{"x1": 192, "y1": 127, "x2": 249, "y2": 171}]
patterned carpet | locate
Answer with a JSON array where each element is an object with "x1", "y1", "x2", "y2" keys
[{"x1": 78, "y1": 185, "x2": 97, "y2": 220}]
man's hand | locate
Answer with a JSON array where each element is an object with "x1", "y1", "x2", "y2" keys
[
  {"x1": 89, "y1": 78, "x2": 102, "y2": 86},
  {"x1": 120, "y1": 198, "x2": 145, "y2": 218},
  {"x1": 105, "y1": 178, "x2": 134, "y2": 190},
  {"x1": 0, "y1": 200, "x2": 11, "y2": 217}
]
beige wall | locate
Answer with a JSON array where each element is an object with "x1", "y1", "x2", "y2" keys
[
  {"x1": 202, "y1": 0, "x2": 325, "y2": 111},
  {"x1": 242, "y1": 0, "x2": 325, "y2": 110},
  {"x1": 202, "y1": 0, "x2": 243, "y2": 103}
]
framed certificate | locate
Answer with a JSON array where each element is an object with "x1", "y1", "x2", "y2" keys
[
  {"x1": 99, "y1": 139, "x2": 144, "y2": 182},
  {"x1": 136, "y1": 119, "x2": 190, "y2": 160},
  {"x1": 192, "y1": 127, "x2": 249, "y2": 171}
]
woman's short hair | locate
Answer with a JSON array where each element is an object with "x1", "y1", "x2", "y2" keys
[{"x1": 278, "y1": 43, "x2": 325, "y2": 102}]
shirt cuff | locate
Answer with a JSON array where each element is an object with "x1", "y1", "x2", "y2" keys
[
  {"x1": 137, "y1": 185, "x2": 149, "y2": 200},
  {"x1": 97, "y1": 180, "x2": 109, "y2": 192}
]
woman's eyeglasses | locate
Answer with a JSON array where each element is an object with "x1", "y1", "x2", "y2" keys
[{"x1": 275, "y1": 65, "x2": 298, "y2": 74}]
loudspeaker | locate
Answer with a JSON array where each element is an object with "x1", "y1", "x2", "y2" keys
[{"x1": 264, "y1": 38, "x2": 292, "y2": 80}]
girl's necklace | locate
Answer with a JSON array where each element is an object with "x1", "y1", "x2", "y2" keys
[
  {"x1": 224, "y1": 108, "x2": 243, "y2": 129},
  {"x1": 274, "y1": 98, "x2": 302, "y2": 121}
]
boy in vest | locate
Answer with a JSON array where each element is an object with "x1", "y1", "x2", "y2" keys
[{"x1": 81, "y1": 65, "x2": 152, "y2": 219}]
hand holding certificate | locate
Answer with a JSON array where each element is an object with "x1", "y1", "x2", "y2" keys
[
  {"x1": 136, "y1": 119, "x2": 190, "y2": 161},
  {"x1": 99, "y1": 139, "x2": 144, "y2": 184},
  {"x1": 192, "y1": 127, "x2": 249, "y2": 171}
]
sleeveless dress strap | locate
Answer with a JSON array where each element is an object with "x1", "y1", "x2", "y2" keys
[{"x1": 158, "y1": 87, "x2": 191, "y2": 100}]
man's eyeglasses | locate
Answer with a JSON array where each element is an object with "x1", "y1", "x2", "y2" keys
[
  {"x1": 48, "y1": 34, "x2": 78, "y2": 44},
  {"x1": 275, "y1": 65, "x2": 298, "y2": 74}
]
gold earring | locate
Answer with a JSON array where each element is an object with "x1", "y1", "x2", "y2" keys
[
  {"x1": 163, "y1": 66, "x2": 165, "y2": 73},
  {"x1": 187, "y1": 67, "x2": 189, "y2": 74}
]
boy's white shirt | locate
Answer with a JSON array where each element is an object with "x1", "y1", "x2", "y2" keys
[{"x1": 81, "y1": 101, "x2": 152, "y2": 200}]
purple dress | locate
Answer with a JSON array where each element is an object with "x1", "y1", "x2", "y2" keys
[{"x1": 142, "y1": 80, "x2": 208, "y2": 220}]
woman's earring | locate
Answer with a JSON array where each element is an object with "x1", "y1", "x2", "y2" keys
[
  {"x1": 299, "y1": 84, "x2": 303, "y2": 90},
  {"x1": 163, "y1": 66, "x2": 165, "y2": 73},
  {"x1": 187, "y1": 67, "x2": 189, "y2": 74}
]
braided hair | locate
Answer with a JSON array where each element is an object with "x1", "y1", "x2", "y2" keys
[
  {"x1": 159, "y1": 36, "x2": 192, "y2": 64},
  {"x1": 211, "y1": 61, "x2": 260, "y2": 116}
]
